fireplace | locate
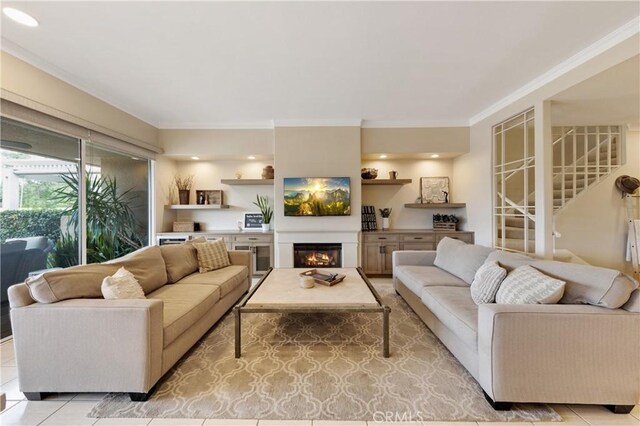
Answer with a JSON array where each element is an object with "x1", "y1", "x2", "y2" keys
[{"x1": 293, "y1": 243, "x2": 342, "y2": 268}]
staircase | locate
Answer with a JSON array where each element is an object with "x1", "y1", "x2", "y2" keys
[{"x1": 498, "y1": 125, "x2": 622, "y2": 255}]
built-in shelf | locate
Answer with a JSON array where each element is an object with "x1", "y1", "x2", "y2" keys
[
  {"x1": 404, "y1": 203, "x2": 466, "y2": 208},
  {"x1": 166, "y1": 205, "x2": 230, "y2": 210},
  {"x1": 221, "y1": 179, "x2": 273, "y2": 185},
  {"x1": 362, "y1": 179, "x2": 412, "y2": 185}
]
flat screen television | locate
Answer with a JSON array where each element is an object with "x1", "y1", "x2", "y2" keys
[{"x1": 284, "y1": 177, "x2": 351, "y2": 216}]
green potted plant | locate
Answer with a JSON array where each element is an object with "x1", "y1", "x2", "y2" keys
[
  {"x1": 253, "y1": 195, "x2": 273, "y2": 232},
  {"x1": 379, "y1": 207, "x2": 392, "y2": 230}
]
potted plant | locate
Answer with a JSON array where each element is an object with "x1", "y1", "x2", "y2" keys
[
  {"x1": 174, "y1": 174, "x2": 194, "y2": 205},
  {"x1": 253, "y1": 195, "x2": 273, "y2": 232},
  {"x1": 379, "y1": 208, "x2": 392, "y2": 230}
]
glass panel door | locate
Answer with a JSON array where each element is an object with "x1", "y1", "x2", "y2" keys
[{"x1": 254, "y1": 244, "x2": 271, "y2": 274}]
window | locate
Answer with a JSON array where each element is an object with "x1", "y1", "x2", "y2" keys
[{"x1": 493, "y1": 108, "x2": 535, "y2": 254}]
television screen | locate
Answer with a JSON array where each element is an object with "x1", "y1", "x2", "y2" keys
[{"x1": 284, "y1": 177, "x2": 351, "y2": 216}]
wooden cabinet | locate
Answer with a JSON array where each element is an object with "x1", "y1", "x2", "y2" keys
[
  {"x1": 232, "y1": 234, "x2": 274, "y2": 276},
  {"x1": 361, "y1": 230, "x2": 474, "y2": 276}
]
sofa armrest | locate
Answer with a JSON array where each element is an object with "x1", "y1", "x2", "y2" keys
[
  {"x1": 11, "y1": 298, "x2": 164, "y2": 393},
  {"x1": 478, "y1": 303, "x2": 640, "y2": 404},
  {"x1": 228, "y1": 250, "x2": 253, "y2": 276},
  {"x1": 392, "y1": 250, "x2": 436, "y2": 268}
]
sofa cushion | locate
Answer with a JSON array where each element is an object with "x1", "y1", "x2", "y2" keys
[
  {"x1": 496, "y1": 265, "x2": 565, "y2": 304},
  {"x1": 26, "y1": 263, "x2": 119, "y2": 303},
  {"x1": 532, "y1": 260, "x2": 638, "y2": 309},
  {"x1": 485, "y1": 250, "x2": 535, "y2": 272},
  {"x1": 395, "y1": 265, "x2": 468, "y2": 297},
  {"x1": 433, "y1": 237, "x2": 493, "y2": 284},
  {"x1": 622, "y1": 289, "x2": 640, "y2": 313},
  {"x1": 108, "y1": 246, "x2": 168, "y2": 294},
  {"x1": 101, "y1": 267, "x2": 145, "y2": 300},
  {"x1": 421, "y1": 286, "x2": 478, "y2": 349},
  {"x1": 174, "y1": 265, "x2": 248, "y2": 298},
  {"x1": 194, "y1": 240, "x2": 231, "y2": 273},
  {"x1": 147, "y1": 284, "x2": 221, "y2": 348},
  {"x1": 470, "y1": 260, "x2": 507, "y2": 304},
  {"x1": 160, "y1": 244, "x2": 199, "y2": 283}
]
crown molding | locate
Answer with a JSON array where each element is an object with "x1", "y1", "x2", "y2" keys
[
  {"x1": 469, "y1": 16, "x2": 640, "y2": 126},
  {"x1": 273, "y1": 119, "x2": 363, "y2": 128},
  {"x1": 158, "y1": 121, "x2": 275, "y2": 130},
  {"x1": 361, "y1": 120, "x2": 469, "y2": 128},
  {"x1": 1, "y1": 39, "x2": 160, "y2": 128}
]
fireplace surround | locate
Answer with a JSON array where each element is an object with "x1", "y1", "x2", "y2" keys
[{"x1": 293, "y1": 243, "x2": 342, "y2": 268}]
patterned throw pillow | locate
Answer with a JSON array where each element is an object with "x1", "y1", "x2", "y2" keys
[
  {"x1": 194, "y1": 240, "x2": 231, "y2": 273},
  {"x1": 101, "y1": 267, "x2": 146, "y2": 300},
  {"x1": 470, "y1": 260, "x2": 507, "y2": 304},
  {"x1": 496, "y1": 265, "x2": 566, "y2": 304}
]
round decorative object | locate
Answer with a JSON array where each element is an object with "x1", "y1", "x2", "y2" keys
[
  {"x1": 361, "y1": 168, "x2": 378, "y2": 179},
  {"x1": 299, "y1": 276, "x2": 315, "y2": 289},
  {"x1": 262, "y1": 166, "x2": 274, "y2": 179},
  {"x1": 615, "y1": 175, "x2": 640, "y2": 194}
]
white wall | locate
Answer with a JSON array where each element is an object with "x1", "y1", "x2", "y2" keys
[
  {"x1": 361, "y1": 159, "x2": 468, "y2": 229},
  {"x1": 554, "y1": 130, "x2": 639, "y2": 273},
  {"x1": 154, "y1": 156, "x2": 178, "y2": 234},
  {"x1": 159, "y1": 129, "x2": 274, "y2": 159}
]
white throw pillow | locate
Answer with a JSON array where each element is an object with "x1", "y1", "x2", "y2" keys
[
  {"x1": 470, "y1": 260, "x2": 507, "y2": 304},
  {"x1": 496, "y1": 265, "x2": 565, "y2": 304},
  {"x1": 101, "y1": 267, "x2": 146, "y2": 300}
]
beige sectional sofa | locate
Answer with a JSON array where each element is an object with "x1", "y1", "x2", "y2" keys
[
  {"x1": 8, "y1": 241, "x2": 252, "y2": 401},
  {"x1": 393, "y1": 237, "x2": 640, "y2": 413}
]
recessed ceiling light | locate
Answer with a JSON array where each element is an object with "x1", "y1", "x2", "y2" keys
[
  {"x1": 191, "y1": 156, "x2": 200, "y2": 160},
  {"x1": 247, "y1": 156, "x2": 256, "y2": 160},
  {"x1": 379, "y1": 154, "x2": 388, "y2": 159},
  {"x1": 431, "y1": 154, "x2": 440, "y2": 158},
  {"x1": 131, "y1": 157, "x2": 140, "y2": 161},
  {"x1": 3, "y1": 7, "x2": 39, "y2": 27}
]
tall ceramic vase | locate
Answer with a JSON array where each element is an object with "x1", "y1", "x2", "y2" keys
[{"x1": 178, "y1": 189, "x2": 190, "y2": 205}]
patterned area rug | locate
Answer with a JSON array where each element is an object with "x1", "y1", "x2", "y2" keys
[{"x1": 89, "y1": 281, "x2": 560, "y2": 422}]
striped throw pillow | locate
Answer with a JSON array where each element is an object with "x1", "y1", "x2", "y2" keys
[
  {"x1": 496, "y1": 265, "x2": 565, "y2": 304},
  {"x1": 470, "y1": 260, "x2": 507, "y2": 304},
  {"x1": 193, "y1": 240, "x2": 231, "y2": 273}
]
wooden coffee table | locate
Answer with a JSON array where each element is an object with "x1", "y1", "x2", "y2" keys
[{"x1": 233, "y1": 267, "x2": 390, "y2": 358}]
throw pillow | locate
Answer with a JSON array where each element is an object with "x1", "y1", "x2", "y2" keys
[
  {"x1": 433, "y1": 237, "x2": 493, "y2": 284},
  {"x1": 194, "y1": 239, "x2": 231, "y2": 273},
  {"x1": 496, "y1": 265, "x2": 565, "y2": 304},
  {"x1": 101, "y1": 267, "x2": 145, "y2": 300},
  {"x1": 470, "y1": 260, "x2": 507, "y2": 304}
]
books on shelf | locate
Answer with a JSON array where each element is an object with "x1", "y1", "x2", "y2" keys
[{"x1": 361, "y1": 205, "x2": 378, "y2": 232}]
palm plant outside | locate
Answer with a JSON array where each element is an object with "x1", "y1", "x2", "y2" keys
[{"x1": 53, "y1": 172, "x2": 143, "y2": 265}]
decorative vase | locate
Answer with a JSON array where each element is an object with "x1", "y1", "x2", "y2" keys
[
  {"x1": 262, "y1": 223, "x2": 270, "y2": 232},
  {"x1": 178, "y1": 189, "x2": 190, "y2": 205},
  {"x1": 382, "y1": 217, "x2": 390, "y2": 230},
  {"x1": 262, "y1": 166, "x2": 274, "y2": 179}
]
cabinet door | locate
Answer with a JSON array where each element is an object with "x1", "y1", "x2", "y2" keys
[
  {"x1": 363, "y1": 243, "x2": 382, "y2": 274},
  {"x1": 254, "y1": 244, "x2": 272, "y2": 275},
  {"x1": 381, "y1": 243, "x2": 399, "y2": 275}
]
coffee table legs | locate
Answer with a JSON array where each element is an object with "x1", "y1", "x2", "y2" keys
[
  {"x1": 383, "y1": 306, "x2": 390, "y2": 358},
  {"x1": 234, "y1": 308, "x2": 241, "y2": 358}
]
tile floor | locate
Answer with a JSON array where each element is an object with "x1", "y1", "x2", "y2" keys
[{"x1": 1, "y1": 337, "x2": 639, "y2": 426}]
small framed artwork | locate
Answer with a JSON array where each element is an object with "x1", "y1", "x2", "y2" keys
[
  {"x1": 420, "y1": 177, "x2": 450, "y2": 204},
  {"x1": 243, "y1": 212, "x2": 263, "y2": 229}
]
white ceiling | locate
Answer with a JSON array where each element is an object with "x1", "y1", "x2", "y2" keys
[{"x1": 1, "y1": 1, "x2": 639, "y2": 129}]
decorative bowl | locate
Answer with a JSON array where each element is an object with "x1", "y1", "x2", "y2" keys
[{"x1": 361, "y1": 168, "x2": 378, "y2": 179}]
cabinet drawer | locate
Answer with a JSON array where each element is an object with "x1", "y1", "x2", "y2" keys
[
  {"x1": 435, "y1": 233, "x2": 474, "y2": 244},
  {"x1": 400, "y1": 234, "x2": 435, "y2": 242},
  {"x1": 402, "y1": 242, "x2": 435, "y2": 251},
  {"x1": 234, "y1": 235, "x2": 273, "y2": 243},
  {"x1": 364, "y1": 234, "x2": 399, "y2": 242}
]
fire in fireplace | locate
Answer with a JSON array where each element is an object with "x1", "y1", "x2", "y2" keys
[{"x1": 293, "y1": 243, "x2": 342, "y2": 268}]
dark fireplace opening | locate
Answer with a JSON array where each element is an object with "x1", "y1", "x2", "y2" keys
[{"x1": 294, "y1": 243, "x2": 342, "y2": 268}]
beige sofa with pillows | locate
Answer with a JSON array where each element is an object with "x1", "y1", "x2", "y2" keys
[
  {"x1": 8, "y1": 238, "x2": 251, "y2": 401},
  {"x1": 393, "y1": 237, "x2": 640, "y2": 413}
]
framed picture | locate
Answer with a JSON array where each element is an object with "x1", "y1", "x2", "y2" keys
[
  {"x1": 420, "y1": 177, "x2": 450, "y2": 204},
  {"x1": 243, "y1": 212, "x2": 263, "y2": 229}
]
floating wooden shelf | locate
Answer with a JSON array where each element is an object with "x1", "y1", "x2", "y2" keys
[
  {"x1": 362, "y1": 179, "x2": 412, "y2": 185},
  {"x1": 221, "y1": 179, "x2": 273, "y2": 185},
  {"x1": 404, "y1": 203, "x2": 466, "y2": 208},
  {"x1": 166, "y1": 205, "x2": 230, "y2": 210}
]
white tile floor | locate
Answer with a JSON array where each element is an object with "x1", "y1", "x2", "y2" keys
[{"x1": 1, "y1": 339, "x2": 639, "y2": 426}]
